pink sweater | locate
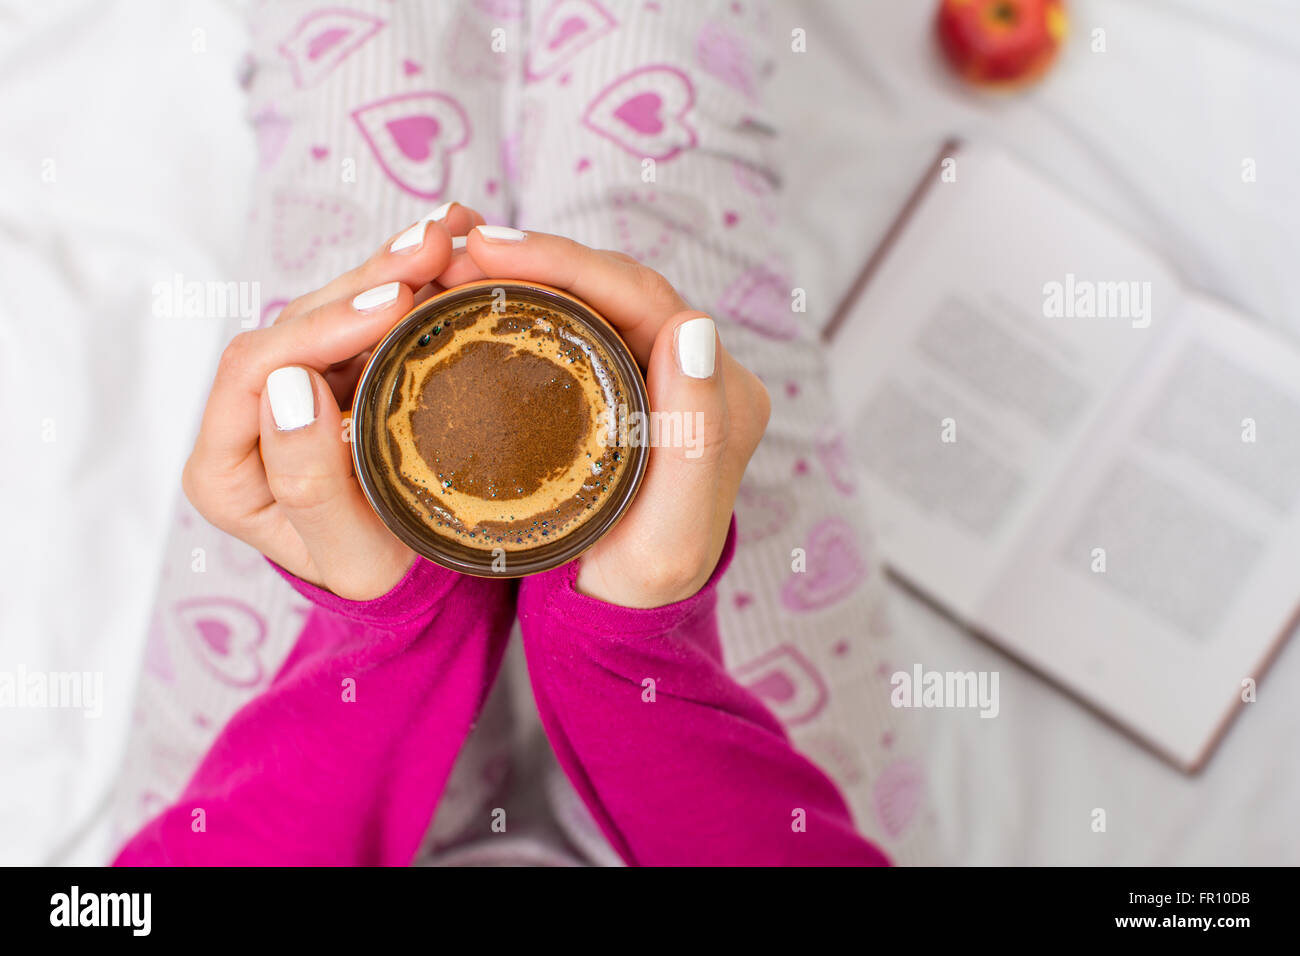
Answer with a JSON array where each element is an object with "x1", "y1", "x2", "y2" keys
[{"x1": 114, "y1": 522, "x2": 887, "y2": 866}]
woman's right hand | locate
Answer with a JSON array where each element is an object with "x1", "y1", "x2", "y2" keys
[{"x1": 182, "y1": 202, "x2": 484, "y2": 601}]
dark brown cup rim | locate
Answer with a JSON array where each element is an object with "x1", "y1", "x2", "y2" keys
[{"x1": 351, "y1": 279, "x2": 650, "y2": 578}]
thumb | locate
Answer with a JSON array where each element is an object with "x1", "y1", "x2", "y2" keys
[
  {"x1": 259, "y1": 365, "x2": 413, "y2": 599},
  {"x1": 605, "y1": 312, "x2": 734, "y2": 597},
  {"x1": 644, "y1": 310, "x2": 729, "y2": 473}
]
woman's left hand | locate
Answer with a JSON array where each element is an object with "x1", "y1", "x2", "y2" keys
[{"x1": 443, "y1": 225, "x2": 770, "y2": 608}]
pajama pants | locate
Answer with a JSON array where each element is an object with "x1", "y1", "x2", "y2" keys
[{"x1": 111, "y1": 0, "x2": 938, "y2": 865}]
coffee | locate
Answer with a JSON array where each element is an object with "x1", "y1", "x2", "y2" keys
[{"x1": 352, "y1": 281, "x2": 649, "y2": 576}]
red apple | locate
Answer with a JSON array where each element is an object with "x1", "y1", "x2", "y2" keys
[{"x1": 936, "y1": 0, "x2": 1068, "y2": 88}]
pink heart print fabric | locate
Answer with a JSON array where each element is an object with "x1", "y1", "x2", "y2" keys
[{"x1": 111, "y1": 0, "x2": 937, "y2": 866}]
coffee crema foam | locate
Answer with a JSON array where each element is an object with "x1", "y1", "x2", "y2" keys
[{"x1": 369, "y1": 297, "x2": 629, "y2": 551}]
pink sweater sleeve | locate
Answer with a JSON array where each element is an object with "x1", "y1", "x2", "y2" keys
[
  {"x1": 517, "y1": 519, "x2": 889, "y2": 866},
  {"x1": 114, "y1": 559, "x2": 515, "y2": 866}
]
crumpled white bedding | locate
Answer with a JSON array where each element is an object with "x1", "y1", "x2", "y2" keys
[
  {"x1": 0, "y1": 0, "x2": 254, "y2": 864},
  {"x1": 2, "y1": 0, "x2": 1297, "y2": 864}
]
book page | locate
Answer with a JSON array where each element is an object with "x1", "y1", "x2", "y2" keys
[
  {"x1": 977, "y1": 295, "x2": 1300, "y2": 767},
  {"x1": 828, "y1": 148, "x2": 1181, "y2": 616}
]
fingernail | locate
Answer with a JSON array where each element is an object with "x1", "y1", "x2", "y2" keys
[
  {"x1": 451, "y1": 235, "x2": 467, "y2": 252},
  {"x1": 388, "y1": 203, "x2": 455, "y2": 252},
  {"x1": 676, "y1": 316, "x2": 717, "y2": 379},
  {"x1": 266, "y1": 366, "x2": 316, "y2": 431},
  {"x1": 475, "y1": 224, "x2": 526, "y2": 243},
  {"x1": 353, "y1": 281, "x2": 400, "y2": 312},
  {"x1": 389, "y1": 220, "x2": 429, "y2": 253}
]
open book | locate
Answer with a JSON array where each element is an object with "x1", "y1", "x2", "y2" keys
[{"x1": 826, "y1": 145, "x2": 1300, "y2": 771}]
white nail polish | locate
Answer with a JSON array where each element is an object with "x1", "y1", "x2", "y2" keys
[
  {"x1": 353, "y1": 281, "x2": 400, "y2": 312},
  {"x1": 676, "y1": 317, "x2": 717, "y2": 379},
  {"x1": 389, "y1": 203, "x2": 455, "y2": 252},
  {"x1": 451, "y1": 235, "x2": 467, "y2": 252},
  {"x1": 266, "y1": 366, "x2": 316, "y2": 431},
  {"x1": 475, "y1": 224, "x2": 526, "y2": 242},
  {"x1": 389, "y1": 220, "x2": 429, "y2": 253}
]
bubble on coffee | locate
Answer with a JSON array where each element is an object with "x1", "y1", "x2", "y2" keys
[{"x1": 367, "y1": 295, "x2": 629, "y2": 551}]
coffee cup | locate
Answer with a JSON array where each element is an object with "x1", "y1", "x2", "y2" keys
[{"x1": 351, "y1": 279, "x2": 650, "y2": 577}]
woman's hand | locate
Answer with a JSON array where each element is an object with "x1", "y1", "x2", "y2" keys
[
  {"x1": 449, "y1": 226, "x2": 771, "y2": 608},
  {"x1": 182, "y1": 203, "x2": 485, "y2": 600}
]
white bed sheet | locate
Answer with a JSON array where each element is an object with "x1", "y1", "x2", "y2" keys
[
  {"x1": 778, "y1": 0, "x2": 1300, "y2": 864},
  {"x1": 0, "y1": 0, "x2": 252, "y2": 864},
  {"x1": 3, "y1": 0, "x2": 1297, "y2": 865}
]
